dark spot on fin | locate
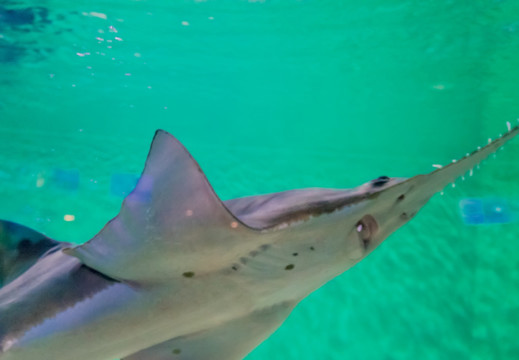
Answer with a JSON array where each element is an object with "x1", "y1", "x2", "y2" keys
[
  {"x1": 292, "y1": 252, "x2": 298, "y2": 256},
  {"x1": 172, "y1": 348, "x2": 181, "y2": 355},
  {"x1": 285, "y1": 264, "x2": 295, "y2": 270},
  {"x1": 310, "y1": 246, "x2": 315, "y2": 251},
  {"x1": 182, "y1": 271, "x2": 195, "y2": 278},
  {"x1": 397, "y1": 194, "x2": 405, "y2": 201}
]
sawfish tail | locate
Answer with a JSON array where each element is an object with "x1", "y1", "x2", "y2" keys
[{"x1": 0, "y1": 220, "x2": 60, "y2": 288}]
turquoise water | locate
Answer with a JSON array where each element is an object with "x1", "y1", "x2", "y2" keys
[{"x1": 1, "y1": 0, "x2": 519, "y2": 359}]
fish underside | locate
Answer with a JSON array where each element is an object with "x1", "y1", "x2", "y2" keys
[{"x1": 0, "y1": 125, "x2": 517, "y2": 360}]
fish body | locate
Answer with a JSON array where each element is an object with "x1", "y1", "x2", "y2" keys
[
  {"x1": 0, "y1": 247, "x2": 274, "y2": 360},
  {"x1": 0, "y1": 126, "x2": 517, "y2": 360}
]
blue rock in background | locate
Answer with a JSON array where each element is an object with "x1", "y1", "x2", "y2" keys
[
  {"x1": 52, "y1": 169, "x2": 79, "y2": 191},
  {"x1": 459, "y1": 198, "x2": 485, "y2": 225},
  {"x1": 0, "y1": 5, "x2": 53, "y2": 64},
  {"x1": 0, "y1": 6, "x2": 49, "y2": 28},
  {"x1": 459, "y1": 198, "x2": 514, "y2": 225}
]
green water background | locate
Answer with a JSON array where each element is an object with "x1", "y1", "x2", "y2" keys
[{"x1": 1, "y1": 0, "x2": 519, "y2": 358}]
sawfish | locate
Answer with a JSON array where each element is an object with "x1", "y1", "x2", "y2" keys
[{"x1": 0, "y1": 124, "x2": 517, "y2": 360}]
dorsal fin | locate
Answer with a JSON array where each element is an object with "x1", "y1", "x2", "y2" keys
[
  {"x1": 0, "y1": 220, "x2": 62, "y2": 288},
  {"x1": 65, "y1": 130, "x2": 259, "y2": 282}
]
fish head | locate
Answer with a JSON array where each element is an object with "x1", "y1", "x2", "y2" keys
[{"x1": 245, "y1": 125, "x2": 517, "y2": 296}]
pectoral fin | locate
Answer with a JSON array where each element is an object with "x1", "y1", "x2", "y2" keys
[{"x1": 0, "y1": 220, "x2": 61, "y2": 288}]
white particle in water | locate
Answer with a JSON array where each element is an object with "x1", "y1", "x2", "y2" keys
[{"x1": 89, "y1": 12, "x2": 107, "y2": 20}]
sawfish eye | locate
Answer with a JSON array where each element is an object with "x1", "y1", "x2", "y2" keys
[{"x1": 356, "y1": 215, "x2": 378, "y2": 250}]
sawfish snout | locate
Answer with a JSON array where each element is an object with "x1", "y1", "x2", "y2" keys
[
  {"x1": 356, "y1": 123, "x2": 518, "y2": 255},
  {"x1": 397, "y1": 122, "x2": 518, "y2": 211}
]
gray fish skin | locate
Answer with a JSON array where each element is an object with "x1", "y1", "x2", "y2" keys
[
  {"x1": 0, "y1": 126, "x2": 517, "y2": 360},
  {"x1": 0, "y1": 220, "x2": 60, "y2": 287}
]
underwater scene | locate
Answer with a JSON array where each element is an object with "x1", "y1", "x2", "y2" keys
[{"x1": 1, "y1": 0, "x2": 519, "y2": 359}]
